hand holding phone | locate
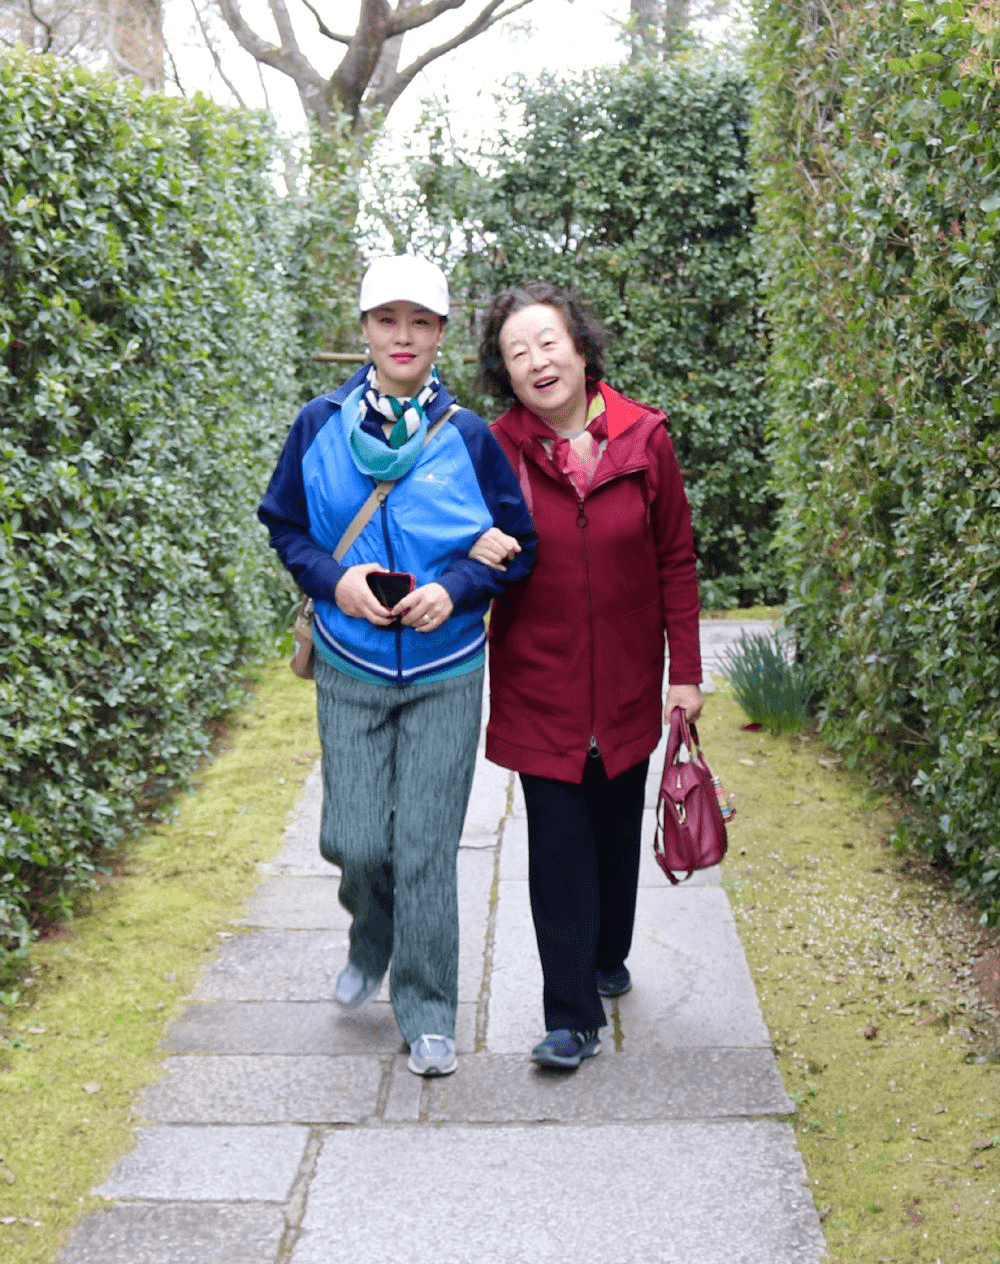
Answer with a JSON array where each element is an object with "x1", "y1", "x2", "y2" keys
[{"x1": 366, "y1": 571, "x2": 415, "y2": 616}]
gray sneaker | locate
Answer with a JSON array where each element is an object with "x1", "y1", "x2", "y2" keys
[
  {"x1": 407, "y1": 1034, "x2": 457, "y2": 1077},
  {"x1": 334, "y1": 961, "x2": 383, "y2": 1009}
]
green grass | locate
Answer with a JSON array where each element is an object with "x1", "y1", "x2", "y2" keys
[
  {"x1": 0, "y1": 660, "x2": 318, "y2": 1263},
  {"x1": 702, "y1": 605, "x2": 783, "y2": 622},
  {"x1": 701, "y1": 690, "x2": 1000, "y2": 1262}
]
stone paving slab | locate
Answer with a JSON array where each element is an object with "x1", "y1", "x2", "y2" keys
[
  {"x1": 456, "y1": 844, "x2": 495, "y2": 998},
  {"x1": 162, "y1": 997, "x2": 478, "y2": 1056},
  {"x1": 421, "y1": 1048, "x2": 793, "y2": 1123},
  {"x1": 57, "y1": 1203, "x2": 286, "y2": 1264},
  {"x1": 234, "y1": 845, "x2": 494, "y2": 995},
  {"x1": 258, "y1": 767, "x2": 325, "y2": 876},
  {"x1": 94, "y1": 1126, "x2": 308, "y2": 1202},
  {"x1": 621, "y1": 886, "x2": 771, "y2": 1049},
  {"x1": 162, "y1": 1000, "x2": 400, "y2": 1056},
  {"x1": 497, "y1": 811, "x2": 527, "y2": 881},
  {"x1": 240, "y1": 875, "x2": 347, "y2": 930},
  {"x1": 382, "y1": 1054, "x2": 425, "y2": 1122},
  {"x1": 486, "y1": 877, "x2": 763, "y2": 1055},
  {"x1": 289, "y1": 1121, "x2": 824, "y2": 1264},
  {"x1": 191, "y1": 930, "x2": 350, "y2": 1002},
  {"x1": 485, "y1": 870, "x2": 543, "y2": 1051},
  {"x1": 460, "y1": 746, "x2": 513, "y2": 844},
  {"x1": 139, "y1": 1055, "x2": 384, "y2": 1124}
]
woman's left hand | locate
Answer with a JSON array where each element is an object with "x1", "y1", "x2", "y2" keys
[
  {"x1": 664, "y1": 684, "x2": 704, "y2": 723},
  {"x1": 395, "y1": 582, "x2": 454, "y2": 632}
]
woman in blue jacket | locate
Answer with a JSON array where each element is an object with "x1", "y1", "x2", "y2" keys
[{"x1": 259, "y1": 256, "x2": 536, "y2": 1076}]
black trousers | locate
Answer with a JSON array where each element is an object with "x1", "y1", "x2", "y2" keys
[{"x1": 520, "y1": 756, "x2": 648, "y2": 1033}]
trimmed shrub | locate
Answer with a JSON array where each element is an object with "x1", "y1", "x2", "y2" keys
[
  {"x1": 749, "y1": 0, "x2": 1000, "y2": 919},
  {"x1": 364, "y1": 62, "x2": 780, "y2": 610},
  {"x1": 0, "y1": 51, "x2": 301, "y2": 974}
]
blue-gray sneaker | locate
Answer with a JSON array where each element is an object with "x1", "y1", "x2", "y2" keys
[
  {"x1": 595, "y1": 966, "x2": 632, "y2": 997},
  {"x1": 334, "y1": 961, "x2": 383, "y2": 1010},
  {"x1": 407, "y1": 1034, "x2": 457, "y2": 1077},
  {"x1": 531, "y1": 1028, "x2": 602, "y2": 1069}
]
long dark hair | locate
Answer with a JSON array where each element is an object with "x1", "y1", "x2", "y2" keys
[{"x1": 477, "y1": 281, "x2": 611, "y2": 401}]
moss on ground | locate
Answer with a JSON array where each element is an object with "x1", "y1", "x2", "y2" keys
[
  {"x1": 702, "y1": 606, "x2": 784, "y2": 621},
  {"x1": 0, "y1": 660, "x2": 318, "y2": 1264},
  {"x1": 699, "y1": 689, "x2": 1000, "y2": 1264}
]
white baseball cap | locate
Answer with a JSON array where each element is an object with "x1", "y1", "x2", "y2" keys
[{"x1": 358, "y1": 254, "x2": 449, "y2": 317}]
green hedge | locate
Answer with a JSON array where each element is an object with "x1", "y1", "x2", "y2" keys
[
  {"x1": 750, "y1": 0, "x2": 1000, "y2": 919},
  {"x1": 0, "y1": 52, "x2": 301, "y2": 975},
  {"x1": 366, "y1": 63, "x2": 779, "y2": 609}
]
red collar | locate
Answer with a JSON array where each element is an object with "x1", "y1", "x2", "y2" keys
[{"x1": 502, "y1": 382, "x2": 659, "y2": 444}]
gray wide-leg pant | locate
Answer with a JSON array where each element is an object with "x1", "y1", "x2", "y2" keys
[{"x1": 314, "y1": 654, "x2": 483, "y2": 1044}]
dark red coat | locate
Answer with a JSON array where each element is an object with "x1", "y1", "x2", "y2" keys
[{"x1": 486, "y1": 383, "x2": 702, "y2": 782}]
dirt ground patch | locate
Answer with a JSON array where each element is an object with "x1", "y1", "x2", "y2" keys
[{"x1": 972, "y1": 941, "x2": 1000, "y2": 1025}]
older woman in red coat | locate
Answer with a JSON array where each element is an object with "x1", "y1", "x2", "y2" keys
[{"x1": 472, "y1": 282, "x2": 703, "y2": 1069}]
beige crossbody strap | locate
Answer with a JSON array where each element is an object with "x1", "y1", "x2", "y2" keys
[{"x1": 331, "y1": 405, "x2": 459, "y2": 563}]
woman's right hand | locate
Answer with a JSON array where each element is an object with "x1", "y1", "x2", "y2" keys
[
  {"x1": 469, "y1": 527, "x2": 521, "y2": 571},
  {"x1": 334, "y1": 563, "x2": 395, "y2": 627}
]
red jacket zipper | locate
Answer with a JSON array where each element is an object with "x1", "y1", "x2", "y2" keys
[{"x1": 577, "y1": 495, "x2": 600, "y2": 760}]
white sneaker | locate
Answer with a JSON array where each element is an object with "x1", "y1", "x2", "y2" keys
[
  {"x1": 407, "y1": 1034, "x2": 457, "y2": 1077},
  {"x1": 334, "y1": 961, "x2": 383, "y2": 1009}
]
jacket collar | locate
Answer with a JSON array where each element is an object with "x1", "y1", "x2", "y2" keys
[{"x1": 497, "y1": 382, "x2": 666, "y2": 490}]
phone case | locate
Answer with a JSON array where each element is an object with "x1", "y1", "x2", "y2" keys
[{"x1": 366, "y1": 571, "x2": 415, "y2": 610}]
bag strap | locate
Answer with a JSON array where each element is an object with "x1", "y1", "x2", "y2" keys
[
  {"x1": 332, "y1": 405, "x2": 458, "y2": 563},
  {"x1": 664, "y1": 705, "x2": 693, "y2": 766}
]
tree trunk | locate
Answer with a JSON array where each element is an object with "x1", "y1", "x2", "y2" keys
[
  {"x1": 101, "y1": 0, "x2": 165, "y2": 88},
  {"x1": 629, "y1": 0, "x2": 695, "y2": 62}
]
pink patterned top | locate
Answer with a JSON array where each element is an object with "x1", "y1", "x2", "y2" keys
[{"x1": 537, "y1": 392, "x2": 609, "y2": 498}]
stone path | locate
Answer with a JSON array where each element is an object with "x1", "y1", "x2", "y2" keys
[{"x1": 58, "y1": 619, "x2": 827, "y2": 1264}]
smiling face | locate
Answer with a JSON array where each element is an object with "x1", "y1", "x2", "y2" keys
[
  {"x1": 362, "y1": 301, "x2": 445, "y2": 398},
  {"x1": 498, "y1": 302, "x2": 589, "y2": 434}
]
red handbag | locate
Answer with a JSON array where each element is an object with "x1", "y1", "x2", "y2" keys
[{"x1": 653, "y1": 707, "x2": 733, "y2": 884}]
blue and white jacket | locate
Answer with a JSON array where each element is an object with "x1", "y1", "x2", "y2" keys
[{"x1": 258, "y1": 366, "x2": 537, "y2": 685}]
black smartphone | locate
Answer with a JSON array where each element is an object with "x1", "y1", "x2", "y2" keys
[{"x1": 366, "y1": 571, "x2": 415, "y2": 611}]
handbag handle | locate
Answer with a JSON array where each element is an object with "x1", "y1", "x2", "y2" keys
[
  {"x1": 665, "y1": 705, "x2": 694, "y2": 766},
  {"x1": 331, "y1": 406, "x2": 457, "y2": 563}
]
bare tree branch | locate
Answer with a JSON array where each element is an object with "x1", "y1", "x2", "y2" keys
[
  {"x1": 210, "y1": 0, "x2": 540, "y2": 134},
  {"x1": 190, "y1": 0, "x2": 248, "y2": 107},
  {"x1": 213, "y1": 0, "x2": 323, "y2": 86},
  {"x1": 367, "y1": 0, "x2": 417, "y2": 105},
  {"x1": 213, "y1": 0, "x2": 332, "y2": 125},
  {"x1": 386, "y1": 0, "x2": 466, "y2": 36},
  {"x1": 297, "y1": 0, "x2": 352, "y2": 44},
  {"x1": 163, "y1": 30, "x2": 185, "y2": 93},
  {"x1": 370, "y1": 0, "x2": 534, "y2": 117},
  {"x1": 266, "y1": 0, "x2": 300, "y2": 54},
  {"x1": 26, "y1": 0, "x2": 56, "y2": 52}
]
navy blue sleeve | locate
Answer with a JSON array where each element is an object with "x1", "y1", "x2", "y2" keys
[
  {"x1": 435, "y1": 409, "x2": 538, "y2": 612},
  {"x1": 257, "y1": 397, "x2": 350, "y2": 601}
]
